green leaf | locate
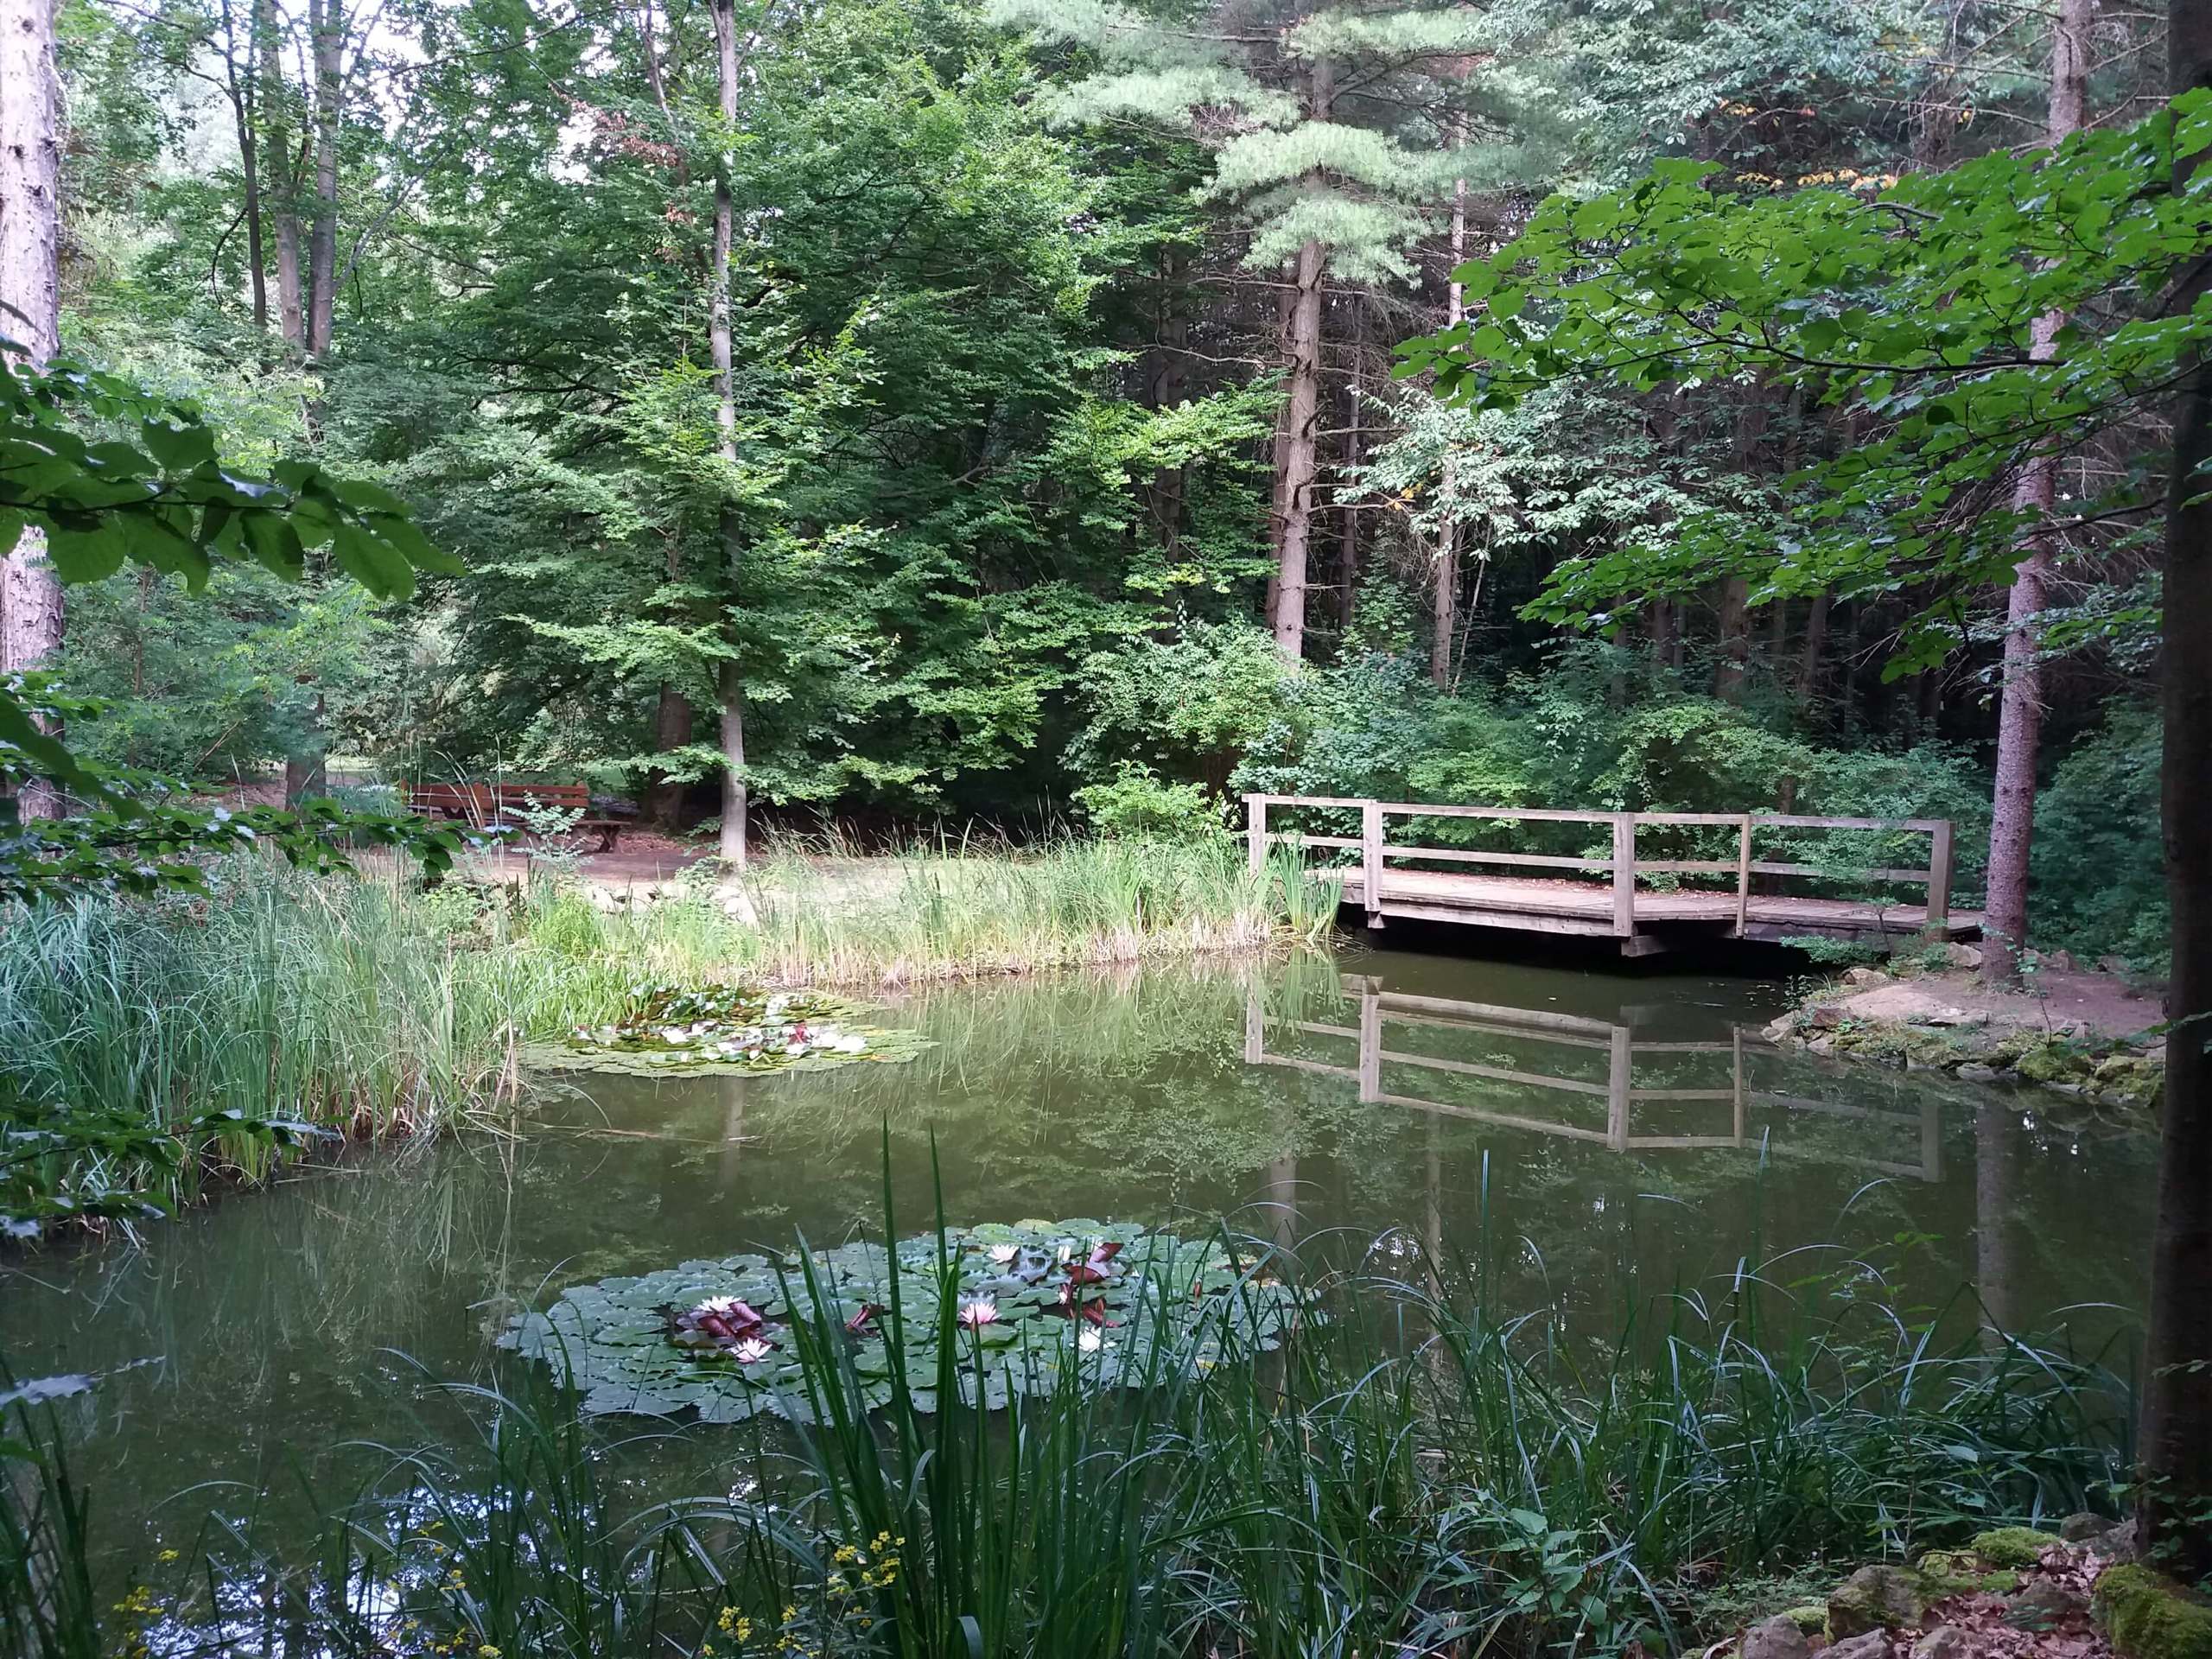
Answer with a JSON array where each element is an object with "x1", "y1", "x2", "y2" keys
[{"x1": 139, "y1": 418, "x2": 218, "y2": 472}]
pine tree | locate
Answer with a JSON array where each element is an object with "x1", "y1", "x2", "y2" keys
[{"x1": 989, "y1": 0, "x2": 1564, "y2": 661}]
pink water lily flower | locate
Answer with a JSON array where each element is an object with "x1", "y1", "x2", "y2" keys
[{"x1": 957, "y1": 1296, "x2": 1000, "y2": 1329}]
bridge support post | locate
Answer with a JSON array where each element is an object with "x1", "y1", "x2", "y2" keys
[
  {"x1": 1362, "y1": 800, "x2": 1385, "y2": 929},
  {"x1": 1611, "y1": 815, "x2": 1637, "y2": 938},
  {"x1": 1246, "y1": 794, "x2": 1267, "y2": 876},
  {"x1": 1923, "y1": 819, "x2": 1955, "y2": 939}
]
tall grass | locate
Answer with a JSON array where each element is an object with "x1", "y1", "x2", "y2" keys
[
  {"x1": 0, "y1": 842, "x2": 1332, "y2": 1232},
  {"x1": 1, "y1": 1205, "x2": 2131, "y2": 1659}
]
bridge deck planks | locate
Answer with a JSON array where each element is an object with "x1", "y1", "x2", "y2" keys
[{"x1": 1332, "y1": 867, "x2": 1980, "y2": 943}]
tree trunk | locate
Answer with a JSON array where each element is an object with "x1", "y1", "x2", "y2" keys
[
  {"x1": 219, "y1": 0, "x2": 269, "y2": 328},
  {"x1": 1713, "y1": 576, "x2": 1751, "y2": 701},
  {"x1": 0, "y1": 0, "x2": 66, "y2": 819},
  {"x1": 1148, "y1": 245, "x2": 1187, "y2": 556},
  {"x1": 1433, "y1": 141, "x2": 1467, "y2": 690},
  {"x1": 1338, "y1": 359, "x2": 1359, "y2": 631},
  {"x1": 1798, "y1": 592, "x2": 1830, "y2": 706},
  {"x1": 709, "y1": 0, "x2": 747, "y2": 869},
  {"x1": 717, "y1": 657, "x2": 747, "y2": 867},
  {"x1": 1273, "y1": 232, "x2": 1323, "y2": 662},
  {"x1": 1270, "y1": 57, "x2": 1332, "y2": 664},
  {"x1": 1263, "y1": 260, "x2": 1294, "y2": 624},
  {"x1": 652, "y1": 683, "x2": 690, "y2": 827},
  {"x1": 1982, "y1": 0, "x2": 2088, "y2": 983},
  {"x1": 257, "y1": 0, "x2": 304, "y2": 351},
  {"x1": 304, "y1": 0, "x2": 340, "y2": 358},
  {"x1": 2139, "y1": 0, "x2": 2212, "y2": 1585}
]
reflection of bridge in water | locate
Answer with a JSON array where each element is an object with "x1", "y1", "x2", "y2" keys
[{"x1": 1246, "y1": 976, "x2": 1941, "y2": 1182}]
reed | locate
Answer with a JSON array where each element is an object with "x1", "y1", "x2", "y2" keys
[
  {"x1": 0, "y1": 842, "x2": 1331, "y2": 1235},
  {"x1": 1, "y1": 1206, "x2": 2131, "y2": 1659}
]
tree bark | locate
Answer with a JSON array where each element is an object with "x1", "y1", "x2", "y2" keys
[
  {"x1": 709, "y1": 0, "x2": 747, "y2": 869},
  {"x1": 1433, "y1": 137, "x2": 1467, "y2": 690},
  {"x1": 257, "y1": 0, "x2": 305, "y2": 351},
  {"x1": 219, "y1": 0, "x2": 269, "y2": 328},
  {"x1": 0, "y1": 0, "x2": 66, "y2": 819},
  {"x1": 2139, "y1": 0, "x2": 2212, "y2": 1584},
  {"x1": 1270, "y1": 57, "x2": 1332, "y2": 664},
  {"x1": 1148, "y1": 245, "x2": 1187, "y2": 556},
  {"x1": 1713, "y1": 575, "x2": 1751, "y2": 700},
  {"x1": 1982, "y1": 0, "x2": 2088, "y2": 982},
  {"x1": 304, "y1": 0, "x2": 341, "y2": 358},
  {"x1": 1338, "y1": 361, "x2": 1359, "y2": 630},
  {"x1": 1798, "y1": 592, "x2": 1830, "y2": 706}
]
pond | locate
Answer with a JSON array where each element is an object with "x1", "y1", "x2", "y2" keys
[{"x1": 0, "y1": 944, "x2": 2157, "y2": 1555}]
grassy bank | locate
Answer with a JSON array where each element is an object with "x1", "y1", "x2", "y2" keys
[
  {"x1": 3, "y1": 1215, "x2": 2128, "y2": 1659},
  {"x1": 0, "y1": 841, "x2": 1333, "y2": 1237}
]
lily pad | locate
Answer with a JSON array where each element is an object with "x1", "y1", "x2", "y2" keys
[
  {"x1": 500, "y1": 1219, "x2": 1307, "y2": 1423},
  {"x1": 521, "y1": 980, "x2": 933, "y2": 1077}
]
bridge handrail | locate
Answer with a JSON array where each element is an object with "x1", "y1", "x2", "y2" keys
[{"x1": 1243, "y1": 794, "x2": 1955, "y2": 936}]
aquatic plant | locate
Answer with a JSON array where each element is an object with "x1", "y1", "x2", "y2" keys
[
  {"x1": 530, "y1": 979, "x2": 932, "y2": 1076},
  {"x1": 0, "y1": 837, "x2": 1326, "y2": 1240},
  {"x1": 502, "y1": 1218, "x2": 1305, "y2": 1421}
]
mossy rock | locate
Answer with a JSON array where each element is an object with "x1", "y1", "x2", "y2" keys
[
  {"x1": 1779, "y1": 1605, "x2": 1829, "y2": 1635},
  {"x1": 1982, "y1": 1572, "x2": 2023, "y2": 1594},
  {"x1": 1971, "y1": 1528, "x2": 2063, "y2": 1568},
  {"x1": 1829, "y1": 1566, "x2": 1934, "y2": 1637},
  {"x1": 1916, "y1": 1551, "x2": 1986, "y2": 1592},
  {"x1": 2016, "y1": 1044, "x2": 2094, "y2": 1085},
  {"x1": 2093, "y1": 1564, "x2": 2212, "y2": 1659}
]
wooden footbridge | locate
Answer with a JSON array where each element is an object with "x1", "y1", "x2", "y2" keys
[
  {"x1": 1246, "y1": 795, "x2": 1978, "y2": 958},
  {"x1": 1246, "y1": 977, "x2": 1943, "y2": 1181}
]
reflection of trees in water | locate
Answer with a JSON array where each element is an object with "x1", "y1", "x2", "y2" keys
[{"x1": 0, "y1": 951, "x2": 2158, "y2": 1567}]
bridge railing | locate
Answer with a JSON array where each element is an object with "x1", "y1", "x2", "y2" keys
[{"x1": 1243, "y1": 794, "x2": 1955, "y2": 938}]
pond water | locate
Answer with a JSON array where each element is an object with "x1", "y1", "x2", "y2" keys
[{"x1": 0, "y1": 944, "x2": 2158, "y2": 1553}]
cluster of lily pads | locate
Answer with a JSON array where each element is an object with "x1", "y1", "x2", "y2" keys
[
  {"x1": 531, "y1": 980, "x2": 931, "y2": 1076},
  {"x1": 501, "y1": 1219, "x2": 1307, "y2": 1422}
]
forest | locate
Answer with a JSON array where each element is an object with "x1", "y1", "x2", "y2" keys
[
  {"x1": 0, "y1": 0, "x2": 2177, "y2": 967},
  {"x1": 4, "y1": 0, "x2": 2212, "y2": 1650}
]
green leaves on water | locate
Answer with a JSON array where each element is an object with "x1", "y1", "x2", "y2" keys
[
  {"x1": 499, "y1": 1219, "x2": 1307, "y2": 1423},
  {"x1": 523, "y1": 981, "x2": 932, "y2": 1077}
]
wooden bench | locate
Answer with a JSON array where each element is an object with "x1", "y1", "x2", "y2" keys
[{"x1": 403, "y1": 780, "x2": 628, "y2": 852}]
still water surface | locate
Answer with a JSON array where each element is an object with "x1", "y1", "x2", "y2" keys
[{"x1": 0, "y1": 945, "x2": 2158, "y2": 1544}]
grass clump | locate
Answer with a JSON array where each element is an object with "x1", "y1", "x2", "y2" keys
[
  {"x1": 0, "y1": 841, "x2": 1332, "y2": 1238},
  {"x1": 0, "y1": 1188, "x2": 2133, "y2": 1659}
]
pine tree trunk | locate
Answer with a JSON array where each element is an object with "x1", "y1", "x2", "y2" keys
[
  {"x1": 1270, "y1": 57, "x2": 1332, "y2": 664},
  {"x1": 1263, "y1": 260, "x2": 1294, "y2": 622},
  {"x1": 304, "y1": 0, "x2": 340, "y2": 357},
  {"x1": 1148, "y1": 245, "x2": 1187, "y2": 556},
  {"x1": 0, "y1": 0, "x2": 66, "y2": 819},
  {"x1": 1339, "y1": 353, "x2": 1359, "y2": 631},
  {"x1": 2139, "y1": 0, "x2": 2212, "y2": 1585},
  {"x1": 1982, "y1": 0, "x2": 2088, "y2": 982},
  {"x1": 709, "y1": 0, "x2": 747, "y2": 869},
  {"x1": 1272, "y1": 232, "x2": 1322, "y2": 661},
  {"x1": 1433, "y1": 144, "x2": 1467, "y2": 690}
]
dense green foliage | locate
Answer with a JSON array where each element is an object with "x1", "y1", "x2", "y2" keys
[{"x1": 14, "y1": 0, "x2": 2166, "y2": 958}]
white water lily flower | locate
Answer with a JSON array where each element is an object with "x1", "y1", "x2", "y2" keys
[
  {"x1": 1077, "y1": 1327, "x2": 1104, "y2": 1354},
  {"x1": 987, "y1": 1243, "x2": 1020, "y2": 1266},
  {"x1": 694, "y1": 1295, "x2": 744, "y2": 1318},
  {"x1": 835, "y1": 1034, "x2": 867, "y2": 1053},
  {"x1": 957, "y1": 1296, "x2": 1000, "y2": 1328},
  {"x1": 732, "y1": 1337, "x2": 773, "y2": 1365},
  {"x1": 785, "y1": 1041, "x2": 808, "y2": 1057}
]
